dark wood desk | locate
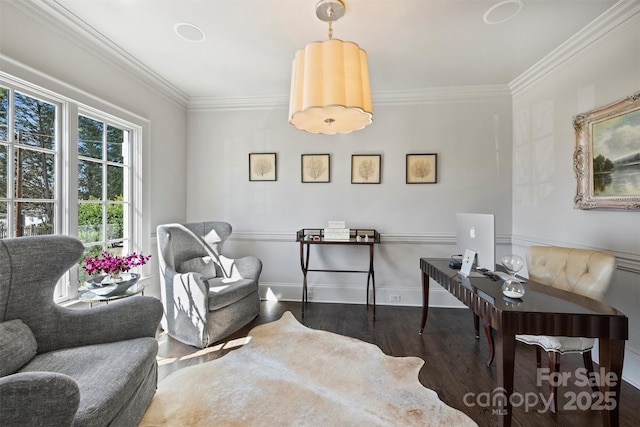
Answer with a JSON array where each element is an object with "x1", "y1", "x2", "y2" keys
[
  {"x1": 420, "y1": 258, "x2": 628, "y2": 427},
  {"x1": 296, "y1": 228, "x2": 380, "y2": 316}
]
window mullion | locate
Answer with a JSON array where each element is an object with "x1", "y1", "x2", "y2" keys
[
  {"x1": 102, "y1": 123, "x2": 108, "y2": 248},
  {"x1": 6, "y1": 89, "x2": 15, "y2": 236}
]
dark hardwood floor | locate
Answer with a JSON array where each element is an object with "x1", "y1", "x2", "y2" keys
[{"x1": 156, "y1": 301, "x2": 640, "y2": 427}]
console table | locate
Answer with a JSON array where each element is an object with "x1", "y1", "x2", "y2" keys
[
  {"x1": 420, "y1": 258, "x2": 628, "y2": 427},
  {"x1": 296, "y1": 228, "x2": 380, "y2": 317}
]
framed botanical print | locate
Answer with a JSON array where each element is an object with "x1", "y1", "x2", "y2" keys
[
  {"x1": 406, "y1": 153, "x2": 437, "y2": 184},
  {"x1": 351, "y1": 154, "x2": 381, "y2": 184},
  {"x1": 301, "y1": 154, "x2": 330, "y2": 183},
  {"x1": 574, "y1": 91, "x2": 640, "y2": 210},
  {"x1": 249, "y1": 153, "x2": 277, "y2": 181}
]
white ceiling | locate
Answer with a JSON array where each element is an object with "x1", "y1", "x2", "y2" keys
[{"x1": 44, "y1": 0, "x2": 618, "y2": 102}]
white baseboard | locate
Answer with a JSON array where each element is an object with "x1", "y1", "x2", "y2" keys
[
  {"x1": 592, "y1": 342, "x2": 640, "y2": 390},
  {"x1": 620, "y1": 346, "x2": 640, "y2": 390},
  {"x1": 259, "y1": 282, "x2": 467, "y2": 308}
]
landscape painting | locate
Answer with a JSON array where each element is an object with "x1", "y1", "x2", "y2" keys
[
  {"x1": 592, "y1": 108, "x2": 640, "y2": 197},
  {"x1": 574, "y1": 91, "x2": 640, "y2": 210}
]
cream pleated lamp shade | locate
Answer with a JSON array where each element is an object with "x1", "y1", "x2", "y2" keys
[{"x1": 289, "y1": 38, "x2": 372, "y2": 134}]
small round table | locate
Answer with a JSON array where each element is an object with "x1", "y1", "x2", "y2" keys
[{"x1": 79, "y1": 283, "x2": 145, "y2": 307}]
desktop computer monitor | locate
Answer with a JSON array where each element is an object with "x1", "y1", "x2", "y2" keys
[{"x1": 456, "y1": 213, "x2": 495, "y2": 271}]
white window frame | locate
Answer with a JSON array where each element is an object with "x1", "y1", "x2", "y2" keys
[{"x1": 1, "y1": 72, "x2": 144, "y2": 303}]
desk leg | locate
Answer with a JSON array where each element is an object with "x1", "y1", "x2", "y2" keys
[
  {"x1": 368, "y1": 243, "x2": 375, "y2": 319},
  {"x1": 484, "y1": 323, "x2": 495, "y2": 367},
  {"x1": 496, "y1": 332, "x2": 516, "y2": 427},
  {"x1": 419, "y1": 271, "x2": 430, "y2": 335},
  {"x1": 599, "y1": 338, "x2": 625, "y2": 427},
  {"x1": 473, "y1": 314, "x2": 480, "y2": 338},
  {"x1": 300, "y1": 242, "x2": 310, "y2": 315}
]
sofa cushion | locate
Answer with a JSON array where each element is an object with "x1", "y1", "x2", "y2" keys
[
  {"x1": 177, "y1": 256, "x2": 218, "y2": 280},
  {"x1": 19, "y1": 337, "x2": 158, "y2": 425},
  {"x1": 208, "y1": 278, "x2": 258, "y2": 311},
  {"x1": 0, "y1": 320, "x2": 38, "y2": 377}
]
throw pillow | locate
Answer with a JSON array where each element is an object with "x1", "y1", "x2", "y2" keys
[
  {"x1": 177, "y1": 256, "x2": 218, "y2": 280},
  {"x1": 0, "y1": 319, "x2": 38, "y2": 377}
]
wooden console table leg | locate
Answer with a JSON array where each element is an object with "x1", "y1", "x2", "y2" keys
[
  {"x1": 300, "y1": 242, "x2": 310, "y2": 315},
  {"x1": 419, "y1": 271, "x2": 430, "y2": 335},
  {"x1": 370, "y1": 243, "x2": 375, "y2": 319}
]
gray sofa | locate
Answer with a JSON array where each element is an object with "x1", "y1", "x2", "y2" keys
[
  {"x1": 0, "y1": 235, "x2": 163, "y2": 426},
  {"x1": 157, "y1": 221, "x2": 262, "y2": 348}
]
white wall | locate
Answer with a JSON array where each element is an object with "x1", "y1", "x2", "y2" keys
[
  {"x1": 186, "y1": 95, "x2": 513, "y2": 307},
  {"x1": 0, "y1": 1, "x2": 189, "y2": 293},
  {"x1": 511, "y1": 12, "x2": 640, "y2": 387}
]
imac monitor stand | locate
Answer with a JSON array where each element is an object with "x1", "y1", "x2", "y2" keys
[{"x1": 456, "y1": 213, "x2": 495, "y2": 272}]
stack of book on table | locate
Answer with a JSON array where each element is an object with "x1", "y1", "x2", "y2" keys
[{"x1": 323, "y1": 221, "x2": 350, "y2": 241}]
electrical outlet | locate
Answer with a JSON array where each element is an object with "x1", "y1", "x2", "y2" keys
[
  {"x1": 389, "y1": 294, "x2": 401, "y2": 303},
  {"x1": 307, "y1": 291, "x2": 314, "y2": 301}
]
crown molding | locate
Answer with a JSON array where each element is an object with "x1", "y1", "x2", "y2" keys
[
  {"x1": 19, "y1": 0, "x2": 635, "y2": 111},
  {"x1": 510, "y1": 0, "x2": 640, "y2": 97},
  {"x1": 0, "y1": 55, "x2": 150, "y2": 125},
  {"x1": 16, "y1": 0, "x2": 190, "y2": 109},
  {"x1": 18, "y1": 1, "x2": 510, "y2": 112},
  {"x1": 188, "y1": 85, "x2": 512, "y2": 112},
  {"x1": 372, "y1": 85, "x2": 512, "y2": 106},
  {"x1": 188, "y1": 95, "x2": 290, "y2": 112}
]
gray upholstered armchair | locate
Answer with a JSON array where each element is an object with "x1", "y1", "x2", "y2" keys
[
  {"x1": 0, "y1": 235, "x2": 163, "y2": 426},
  {"x1": 156, "y1": 221, "x2": 262, "y2": 348}
]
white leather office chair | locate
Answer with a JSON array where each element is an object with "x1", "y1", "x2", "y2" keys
[{"x1": 517, "y1": 245, "x2": 616, "y2": 413}]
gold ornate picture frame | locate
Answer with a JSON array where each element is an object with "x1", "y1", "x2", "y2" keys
[{"x1": 573, "y1": 91, "x2": 640, "y2": 210}]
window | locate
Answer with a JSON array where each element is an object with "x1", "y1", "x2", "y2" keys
[
  {"x1": 0, "y1": 86, "x2": 59, "y2": 240},
  {"x1": 76, "y1": 114, "x2": 133, "y2": 286},
  {"x1": 0, "y1": 77, "x2": 142, "y2": 303}
]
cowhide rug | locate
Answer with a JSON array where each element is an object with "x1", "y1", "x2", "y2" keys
[{"x1": 140, "y1": 311, "x2": 476, "y2": 426}]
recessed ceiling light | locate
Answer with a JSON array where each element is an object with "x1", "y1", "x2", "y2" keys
[
  {"x1": 483, "y1": 0, "x2": 523, "y2": 25},
  {"x1": 173, "y1": 23, "x2": 206, "y2": 42}
]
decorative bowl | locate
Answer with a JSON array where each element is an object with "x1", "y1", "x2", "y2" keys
[{"x1": 86, "y1": 273, "x2": 140, "y2": 297}]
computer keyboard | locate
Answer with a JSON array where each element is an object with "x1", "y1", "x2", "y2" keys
[
  {"x1": 477, "y1": 269, "x2": 524, "y2": 282},
  {"x1": 494, "y1": 271, "x2": 511, "y2": 281}
]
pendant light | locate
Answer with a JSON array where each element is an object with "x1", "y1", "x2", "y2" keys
[{"x1": 288, "y1": 0, "x2": 373, "y2": 134}]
